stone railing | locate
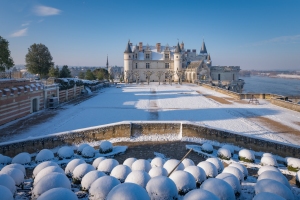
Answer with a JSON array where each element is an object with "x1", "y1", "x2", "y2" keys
[{"x1": 0, "y1": 121, "x2": 299, "y2": 158}]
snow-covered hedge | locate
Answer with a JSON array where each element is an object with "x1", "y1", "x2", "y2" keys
[
  {"x1": 169, "y1": 170, "x2": 196, "y2": 195},
  {"x1": 216, "y1": 173, "x2": 241, "y2": 195},
  {"x1": 77, "y1": 144, "x2": 90, "y2": 155},
  {"x1": 206, "y1": 158, "x2": 224, "y2": 174},
  {"x1": 257, "y1": 165, "x2": 280, "y2": 176},
  {"x1": 57, "y1": 146, "x2": 74, "y2": 159},
  {"x1": 65, "y1": 159, "x2": 85, "y2": 177},
  {"x1": 151, "y1": 157, "x2": 165, "y2": 168},
  {"x1": 222, "y1": 166, "x2": 243, "y2": 183},
  {"x1": 163, "y1": 159, "x2": 184, "y2": 174},
  {"x1": 81, "y1": 170, "x2": 106, "y2": 191},
  {"x1": 296, "y1": 170, "x2": 300, "y2": 187},
  {"x1": 35, "y1": 149, "x2": 54, "y2": 162},
  {"x1": 92, "y1": 157, "x2": 106, "y2": 169},
  {"x1": 1, "y1": 167, "x2": 24, "y2": 186},
  {"x1": 131, "y1": 159, "x2": 151, "y2": 172},
  {"x1": 99, "y1": 140, "x2": 113, "y2": 154},
  {"x1": 34, "y1": 166, "x2": 64, "y2": 186},
  {"x1": 253, "y1": 192, "x2": 285, "y2": 200},
  {"x1": 238, "y1": 149, "x2": 255, "y2": 163},
  {"x1": 123, "y1": 157, "x2": 137, "y2": 169},
  {"x1": 229, "y1": 163, "x2": 248, "y2": 179},
  {"x1": 149, "y1": 167, "x2": 168, "y2": 178},
  {"x1": 81, "y1": 146, "x2": 96, "y2": 158},
  {"x1": 97, "y1": 159, "x2": 119, "y2": 175},
  {"x1": 146, "y1": 176, "x2": 178, "y2": 200},
  {"x1": 285, "y1": 157, "x2": 300, "y2": 172},
  {"x1": 184, "y1": 166, "x2": 207, "y2": 187},
  {"x1": 200, "y1": 178, "x2": 235, "y2": 200},
  {"x1": 72, "y1": 163, "x2": 95, "y2": 184},
  {"x1": 222, "y1": 144, "x2": 235, "y2": 155},
  {"x1": 0, "y1": 174, "x2": 16, "y2": 195},
  {"x1": 217, "y1": 148, "x2": 232, "y2": 160},
  {"x1": 125, "y1": 170, "x2": 151, "y2": 188},
  {"x1": 0, "y1": 154, "x2": 11, "y2": 165},
  {"x1": 110, "y1": 165, "x2": 131, "y2": 183},
  {"x1": 2, "y1": 163, "x2": 26, "y2": 177},
  {"x1": 183, "y1": 189, "x2": 219, "y2": 200},
  {"x1": 201, "y1": 143, "x2": 213, "y2": 154},
  {"x1": 0, "y1": 185, "x2": 13, "y2": 200},
  {"x1": 260, "y1": 155, "x2": 278, "y2": 167},
  {"x1": 108, "y1": 182, "x2": 150, "y2": 200},
  {"x1": 33, "y1": 161, "x2": 58, "y2": 178},
  {"x1": 12, "y1": 152, "x2": 31, "y2": 164},
  {"x1": 89, "y1": 176, "x2": 120, "y2": 200},
  {"x1": 197, "y1": 161, "x2": 218, "y2": 178},
  {"x1": 257, "y1": 171, "x2": 291, "y2": 189},
  {"x1": 37, "y1": 187, "x2": 78, "y2": 200},
  {"x1": 182, "y1": 158, "x2": 195, "y2": 168},
  {"x1": 255, "y1": 179, "x2": 294, "y2": 200}
]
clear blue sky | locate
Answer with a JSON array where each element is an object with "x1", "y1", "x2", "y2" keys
[{"x1": 1, "y1": 0, "x2": 300, "y2": 70}]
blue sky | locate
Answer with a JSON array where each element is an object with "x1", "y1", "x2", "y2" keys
[{"x1": 1, "y1": 0, "x2": 300, "y2": 70}]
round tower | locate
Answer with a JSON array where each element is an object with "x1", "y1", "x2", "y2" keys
[
  {"x1": 124, "y1": 40, "x2": 133, "y2": 82},
  {"x1": 174, "y1": 42, "x2": 182, "y2": 82}
]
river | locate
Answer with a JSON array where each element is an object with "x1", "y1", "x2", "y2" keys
[{"x1": 242, "y1": 76, "x2": 300, "y2": 96}]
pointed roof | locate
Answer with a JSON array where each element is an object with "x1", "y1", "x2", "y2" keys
[
  {"x1": 207, "y1": 54, "x2": 211, "y2": 61},
  {"x1": 106, "y1": 55, "x2": 109, "y2": 67},
  {"x1": 200, "y1": 40, "x2": 207, "y2": 54},
  {"x1": 174, "y1": 42, "x2": 181, "y2": 53},
  {"x1": 124, "y1": 40, "x2": 132, "y2": 53}
]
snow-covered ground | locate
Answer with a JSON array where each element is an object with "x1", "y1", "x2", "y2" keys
[{"x1": 2, "y1": 83, "x2": 300, "y2": 145}]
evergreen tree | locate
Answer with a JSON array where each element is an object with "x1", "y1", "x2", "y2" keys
[
  {"x1": 59, "y1": 65, "x2": 71, "y2": 78},
  {"x1": 0, "y1": 36, "x2": 14, "y2": 72},
  {"x1": 85, "y1": 69, "x2": 96, "y2": 80},
  {"x1": 48, "y1": 65, "x2": 59, "y2": 78},
  {"x1": 78, "y1": 71, "x2": 85, "y2": 79},
  {"x1": 25, "y1": 43, "x2": 54, "y2": 78},
  {"x1": 93, "y1": 68, "x2": 108, "y2": 80}
]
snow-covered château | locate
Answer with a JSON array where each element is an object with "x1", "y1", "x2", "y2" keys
[{"x1": 123, "y1": 40, "x2": 244, "y2": 92}]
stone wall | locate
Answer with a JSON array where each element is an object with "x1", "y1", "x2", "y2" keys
[
  {"x1": 1, "y1": 121, "x2": 299, "y2": 158},
  {"x1": 270, "y1": 98, "x2": 300, "y2": 112}
]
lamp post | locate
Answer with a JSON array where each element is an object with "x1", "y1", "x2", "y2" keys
[
  {"x1": 156, "y1": 71, "x2": 165, "y2": 85},
  {"x1": 143, "y1": 70, "x2": 154, "y2": 85}
]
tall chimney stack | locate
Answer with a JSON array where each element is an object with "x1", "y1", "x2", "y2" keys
[
  {"x1": 156, "y1": 43, "x2": 161, "y2": 52},
  {"x1": 139, "y1": 42, "x2": 143, "y2": 51}
]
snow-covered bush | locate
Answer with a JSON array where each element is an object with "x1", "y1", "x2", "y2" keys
[
  {"x1": 35, "y1": 149, "x2": 54, "y2": 162},
  {"x1": 0, "y1": 185, "x2": 13, "y2": 200},
  {"x1": 0, "y1": 173, "x2": 16, "y2": 194},
  {"x1": 217, "y1": 148, "x2": 232, "y2": 160},
  {"x1": 108, "y1": 182, "x2": 150, "y2": 200},
  {"x1": 222, "y1": 166, "x2": 243, "y2": 183},
  {"x1": 184, "y1": 166, "x2": 207, "y2": 187},
  {"x1": 81, "y1": 146, "x2": 96, "y2": 158},
  {"x1": 285, "y1": 157, "x2": 300, "y2": 172},
  {"x1": 125, "y1": 170, "x2": 151, "y2": 188},
  {"x1": 257, "y1": 165, "x2": 280, "y2": 176},
  {"x1": 77, "y1": 143, "x2": 90, "y2": 155},
  {"x1": 33, "y1": 161, "x2": 58, "y2": 178},
  {"x1": 72, "y1": 163, "x2": 95, "y2": 184},
  {"x1": 123, "y1": 157, "x2": 137, "y2": 169},
  {"x1": 0, "y1": 154, "x2": 11, "y2": 165},
  {"x1": 12, "y1": 152, "x2": 31, "y2": 164},
  {"x1": 169, "y1": 170, "x2": 196, "y2": 195},
  {"x1": 183, "y1": 189, "x2": 219, "y2": 200},
  {"x1": 99, "y1": 140, "x2": 113, "y2": 154},
  {"x1": 65, "y1": 159, "x2": 85, "y2": 177},
  {"x1": 2, "y1": 163, "x2": 26, "y2": 176},
  {"x1": 206, "y1": 158, "x2": 224, "y2": 173},
  {"x1": 197, "y1": 161, "x2": 218, "y2": 178},
  {"x1": 110, "y1": 165, "x2": 131, "y2": 183},
  {"x1": 182, "y1": 158, "x2": 195, "y2": 168},
  {"x1": 253, "y1": 192, "x2": 285, "y2": 200},
  {"x1": 255, "y1": 179, "x2": 294, "y2": 200},
  {"x1": 89, "y1": 176, "x2": 120, "y2": 200},
  {"x1": 97, "y1": 158, "x2": 119, "y2": 175},
  {"x1": 131, "y1": 159, "x2": 151, "y2": 172},
  {"x1": 238, "y1": 149, "x2": 255, "y2": 163},
  {"x1": 163, "y1": 159, "x2": 184, "y2": 174},
  {"x1": 34, "y1": 166, "x2": 64, "y2": 185},
  {"x1": 1, "y1": 167, "x2": 24, "y2": 186},
  {"x1": 92, "y1": 157, "x2": 106, "y2": 169},
  {"x1": 229, "y1": 163, "x2": 248, "y2": 179},
  {"x1": 32, "y1": 172, "x2": 71, "y2": 199},
  {"x1": 261, "y1": 155, "x2": 278, "y2": 167},
  {"x1": 149, "y1": 167, "x2": 168, "y2": 178},
  {"x1": 57, "y1": 146, "x2": 74, "y2": 159},
  {"x1": 81, "y1": 170, "x2": 106, "y2": 191},
  {"x1": 257, "y1": 171, "x2": 291, "y2": 189},
  {"x1": 200, "y1": 178, "x2": 235, "y2": 200},
  {"x1": 216, "y1": 173, "x2": 241, "y2": 195},
  {"x1": 151, "y1": 157, "x2": 165, "y2": 168},
  {"x1": 37, "y1": 187, "x2": 78, "y2": 200},
  {"x1": 201, "y1": 143, "x2": 213, "y2": 154},
  {"x1": 296, "y1": 170, "x2": 300, "y2": 187},
  {"x1": 222, "y1": 144, "x2": 235, "y2": 156},
  {"x1": 146, "y1": 176, "x2": 178, "y2": 200},
  {"x1": 262, "y1": 153, "x2": 273, "y2": 157}
]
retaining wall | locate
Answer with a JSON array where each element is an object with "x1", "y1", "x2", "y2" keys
[{"x1": 1, "y1": 121, "x2": 299, "y2": 158}]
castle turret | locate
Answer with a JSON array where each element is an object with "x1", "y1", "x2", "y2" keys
[
  {"x1": 200, "y1": 40, "x2": 207, "y2": 54},
  {"x1": 124, "y1": 40, "x2": 133, "y2": 82},
  {"x1": 106, "y1": 55, "x2": 109, "y2": 71},
  {"x1": 174, "y1": 42, "x2": 182, "y2": 81},
  {"x1": 206, "y1": 53, "x2": 212, "y2": 67}
]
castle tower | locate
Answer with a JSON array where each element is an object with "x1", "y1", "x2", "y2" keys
[
  {"x1": 174, "y1": 42, "x2": 182, "y2": 82},
  {"x1": 106, "y1": 55, "x2": 109, "y2": 71},
  {"x1": 200, "y1": 40, "x2": 207, "y2": 54},
  {"x1": 124, "y1": 40, "x2": 133, "y2": 82},
  {"x1": 206, "y1": 54, "x2": 212, "y2": 67}
]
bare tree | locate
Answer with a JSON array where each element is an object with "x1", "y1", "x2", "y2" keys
[
  {"x1": 133, "y1": 70, "x2": 140, "y2": 84},
  {"x1": 124, "y1": 70, "x2": 132, "y2": 83},
  {"x1": 143, "y1": 70, "x2": 154, "y2": 85},
  {"x1": 156, "y1": 71, "x2": 165, "y2": 85},
  {"x1": 165, "y1": 70, "x2": 174, "y2": 85},
  {"x1": 176, "y1": 70, "x2": 185, "y2": 85}
]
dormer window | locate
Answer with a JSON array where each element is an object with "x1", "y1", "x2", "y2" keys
[
  {"x1": 146, "y1": 54, "x2": 150, "y2": 59},
  {"x1": 165, "y1": 54, "x2": 169, "y2": 59}
]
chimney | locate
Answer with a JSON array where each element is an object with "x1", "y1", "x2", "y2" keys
[
  {"x1": 156, "y1": 43, "x2": 161, "y2": 52},
  {"x1": 139, "y1": 42, "x2": 143, "y2": 51},
  {"x1": 187, "y1": 49, "x2": 191, "y2": 52},
  {"x1": 180, "y1": 42, "x2": 184, "y2": 50},
  {"x1": 192, "y1": 49, "x2": 196, "y2": 53},
  {"x1": 130, "y1": 43, "x2": 133, "y2": 46}
]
